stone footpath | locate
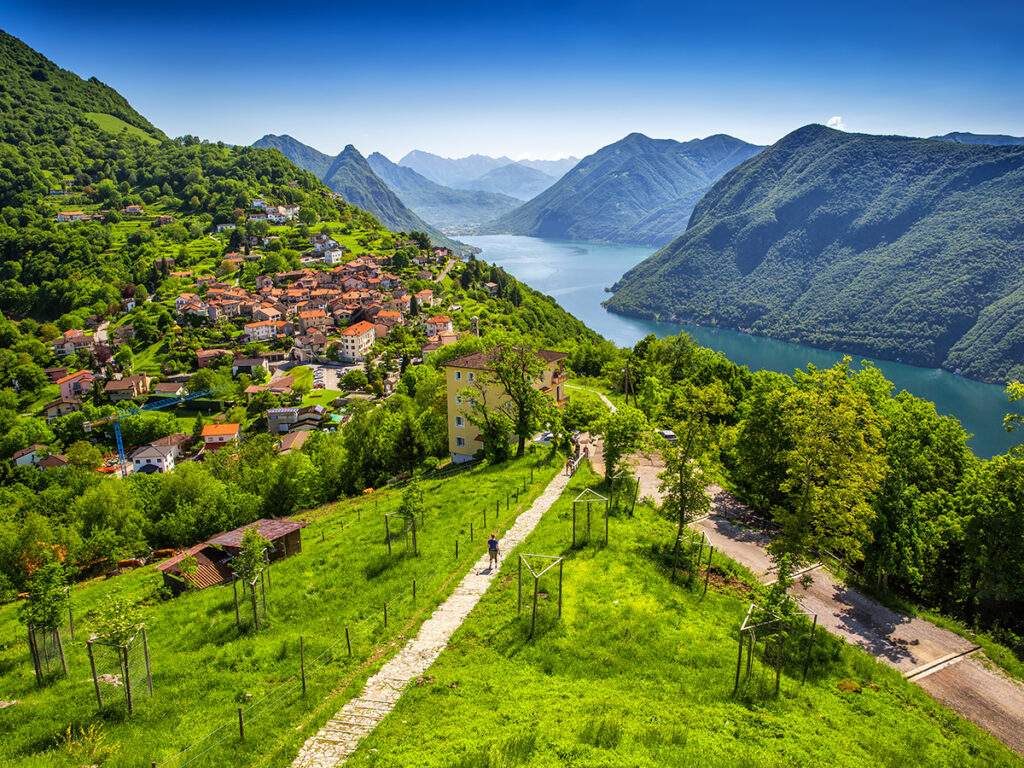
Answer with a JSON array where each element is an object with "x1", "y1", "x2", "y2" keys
[{"x1": 291, "y1": 470, "x2": 572, "y2": 767}]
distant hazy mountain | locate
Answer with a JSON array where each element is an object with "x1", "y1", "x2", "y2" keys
[
  {"x1": 396, "y1": 151, "x2": 575, "y2": 199},
  {"x1": 930, "y1": 132, "x2": 1024, "y2": 146},
  {"x1": 464, "y1": 162, "x2": 557, "y2": 201},
  {"x1": 367, "y1": 152, "x2": 521, "y2": 229},
  {"x1": 254, "y1": 135, "x2": 462, "y2": 250},
  {"x1": 606, "y1": 124, "x2": 1024, "y2": 383},
  {"x1": 517, "y1": 157, "x2": 579, "y2": 177},
  {"x1": 398, "y1": 150, "x2": 513, "y2": 188},
  {"x1": 485, "y1": 132, "x2": 764, "y2": 246}
]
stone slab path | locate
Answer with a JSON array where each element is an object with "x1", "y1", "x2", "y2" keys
[{"x1": 291, "y1": 470, "x2": 573, "y2": 768}]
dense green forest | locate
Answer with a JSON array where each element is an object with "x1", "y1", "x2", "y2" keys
[
  {"x1": 615, "y1": 331, "x2": 1024, "y2": 648},
  {"x1": 606, "y1": 124, "x2": 1024, "y2": 383},
  {"x1": 485, "y1": 132, "x2": 763, "y2": 245}
]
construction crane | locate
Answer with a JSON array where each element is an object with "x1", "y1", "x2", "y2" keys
[{"x1": 84, "y1": 385, "x2": 232, "y2": 477}]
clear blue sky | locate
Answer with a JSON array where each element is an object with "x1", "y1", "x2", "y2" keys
[{"x1": 4, "y1": 0, "x2": 1023, "y2": 160}]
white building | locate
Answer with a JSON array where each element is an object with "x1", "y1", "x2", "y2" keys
[{"x1": 338, "y1": 320, "x2": 376, "y2": 362}]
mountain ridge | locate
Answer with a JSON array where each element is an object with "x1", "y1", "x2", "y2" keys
[
  {"x1": 367, "y1": 152, "x2": 521, "y2": 229},
  {"x1": 605, "y1": 124, "x2": 1024, "y2": 383},
  {"x1": 482, "y1": 132, "x2": 764, "y2": 246},
  {"x1": 253, "y1": 135, "x2": 463, "y2": 250}
]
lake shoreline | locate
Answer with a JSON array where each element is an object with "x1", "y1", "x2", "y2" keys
[{"x1": 461, "y1": 234, "x2": 1022, "y2": 458}]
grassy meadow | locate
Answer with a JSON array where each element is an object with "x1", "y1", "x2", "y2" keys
[
  {"x1": 0, "y1": 454, "x2": 563, "y2": 767},
  {"x1": 347, "y1": 465, "x2": 1023, "y2": 768}
]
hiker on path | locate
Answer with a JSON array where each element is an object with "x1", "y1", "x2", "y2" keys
[{"x1": 488, "y1": 532, "x2": 500, "y2": 569}]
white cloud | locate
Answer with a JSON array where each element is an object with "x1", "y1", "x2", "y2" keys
[{"x1": 826, "y1": 115, "x2": 846, "y2": 131}]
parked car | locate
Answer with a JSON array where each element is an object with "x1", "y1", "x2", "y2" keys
[
  {"x1": 533, "y1": 430, "x2": 554, "y2": 446},
  {"x1": 657, "y1": 429, "x2": 677, "y2": 443}
]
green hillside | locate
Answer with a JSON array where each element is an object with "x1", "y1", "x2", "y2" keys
[
  {"x1": 367, "y1": 152, "x2": 521, "y2": 229},
  {"x1": 485, "y1": 132, "x2": 763, "y2": 246},
  {"x1": 0, "y1": 456, "x2": 563, "y2": 767},
  {"x1": 347, "y1": 466, "x2": 1023, "y2": 767},
  {"x1": 606, "y1": 125, "x2": 1024, "y2": 383}
]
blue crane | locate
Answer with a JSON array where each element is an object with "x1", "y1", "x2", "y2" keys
[{"x1": 84, "y1": 384, "x2": 232, "y2": 476}]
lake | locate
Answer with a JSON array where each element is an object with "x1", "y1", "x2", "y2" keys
[{"x1": 461, "y1": 234, "x2": 1023, "y2": 459}]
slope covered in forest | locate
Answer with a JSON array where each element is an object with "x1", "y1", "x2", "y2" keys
[
  {"x1": 485, "y1": 132, "x2": 763, "y2": 246},
  {"x1": 606, "y1": 125, "x2": 1024, "y2": 383}
]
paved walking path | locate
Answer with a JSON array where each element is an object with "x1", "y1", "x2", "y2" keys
[{"x1": 291, "y1": 470, "x2": 573, "y2": 767}]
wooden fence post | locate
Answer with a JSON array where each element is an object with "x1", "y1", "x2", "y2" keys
[
  {"x1": 88, "y1": 640, "x2": 102, "y2": 708},
  {"x1": 238, "y1": 706, "x2": 245, "y2": 740},
  {"x1": 122, "y1": 645, "x2": 133, "y2": 714},
  {"x1": 455, "y1": 538, "x2": 459, "y2": 558},
  {"x1": 300, "y1": 636, "x2": 307, "y2": 695},
  {"x1": 385, "y1": 516, "x2": 392, "y2": 556},
  {"x1": 383, "y1": 602, "x2": 388, "y2": 628},
  {"x1": 345, "y1": 627, "x2": 351, "y2": 657},
  {"x1": 143, "y1": 628, "x2": 153, "y2": 696}
]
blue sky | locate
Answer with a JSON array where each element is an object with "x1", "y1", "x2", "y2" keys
[{"x1": 4, "y1": 0, "x2": 1023, "y2": 160}]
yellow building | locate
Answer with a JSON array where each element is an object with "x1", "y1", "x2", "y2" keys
[{"x1": 442, "y1": 347, "x2": 568, "y2": 463}]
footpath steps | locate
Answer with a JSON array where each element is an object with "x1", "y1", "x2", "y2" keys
[{"x1": 292, "y1": 470, "x2": 572, "y2": 768}]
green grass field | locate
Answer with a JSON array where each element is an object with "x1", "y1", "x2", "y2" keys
[
  {"x1": 346, "y1": 465, "x2": 1023, "y2": 768},
  {"x1": 0, "y1": 454, "x2": 563, "y2": 767},
  {"x1": 83, "y1": 113, "x2": 160, "y2": 144}
]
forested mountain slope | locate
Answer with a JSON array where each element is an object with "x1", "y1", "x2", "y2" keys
[
  {"x1": 366, "y1": 152, "x2": 521, "y2": 230},
  {"x1": 484, "y1": 132, "x2": 763, "y2": 246},
  {"x1": 606, "y1": 124, "x2": 1024, "y2": 383},
  {"x1": 253, "y1": 136, "x2": 464, "y2": 251}
]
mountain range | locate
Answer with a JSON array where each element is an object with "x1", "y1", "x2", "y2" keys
[
  {"x1": 366, "y1": 153, "x2": 520, "y2": 230},
  {"x1": 397, "y1": 150, "x2": 578, "y2": 199},
  {"x1": 252, "y1": 134, "x2": 464, "y2": 251},
  {"x1": 606, "y1": 124, "x2": 1024, "y2": 383},
  {"x1": 482, "y1": 133, "x2": 764, "y2": 246}
]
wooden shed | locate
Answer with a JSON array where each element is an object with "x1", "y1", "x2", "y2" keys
[
  {"x1": 204, "y1": 519, "x2": 307, "y2": 562},
  {"x1": 155, "y1": 544, "x2": 234, "y2": 595}
]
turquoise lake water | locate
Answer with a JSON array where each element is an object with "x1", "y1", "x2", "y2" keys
[{"x1": 461, "y1": 234, "x2": 1023, "y2": 459}]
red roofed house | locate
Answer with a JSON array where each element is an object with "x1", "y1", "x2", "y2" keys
[
  {"x1": 297, "y1": 309, "x2": 329, "y2": 333},
  {"x1": 57, "y1": 370, "x2": 95, "y2": 401},
  {"x1": 201, "y1": 423, "x2": 241, "y2": 451},
  {"x1": 338, "y1": 320, "x2": 376, "y2": 362},
  {"x1": 53, "y1": 330, "x2": 94, "y2": 357},
  {"x1": 426, "y1": 315, "x2": 453, "y2": 337},
  {"x1": 56, "y1": 211, "x2": 85, "y2": 222},
  {"x1": 415, "y1": 289, "x2": 433, "y2": 307},
  {"x1": 196, "y1": 348, "x2": 232, "y2": 368}
]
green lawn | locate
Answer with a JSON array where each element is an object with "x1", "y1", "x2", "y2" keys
[
  {"x1": 346, "y1": 465, "x2": 1023, "y2": 768},
  {"x1": 83, "y1": 113, "x2": 160, "y2": 144},
  {"x1": 0, "y1": 454, "x2": 563, "y2": 767}
]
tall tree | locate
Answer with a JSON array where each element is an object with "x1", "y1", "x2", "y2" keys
[{"x1": 768, "y1": 359, "x2": 887, "y2": 601}]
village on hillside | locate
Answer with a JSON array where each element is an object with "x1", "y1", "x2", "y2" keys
[{"x1": 14, "y1": 195, "x2": 509, "y2": 478}]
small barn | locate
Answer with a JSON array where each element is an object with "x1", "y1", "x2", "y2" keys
[
  {"x1": 155, "y1": 544, "x2": 234, "y2": 595},
  {"x1": 205, "y1": 519, "x2": 307, "y2": 562}
]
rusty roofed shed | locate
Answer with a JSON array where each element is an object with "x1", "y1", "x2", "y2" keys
[{"x1": 205, "y1": 519, "x2": 308, "y2": 562}]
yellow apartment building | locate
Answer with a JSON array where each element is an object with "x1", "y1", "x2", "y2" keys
[{"x1": 442, "y1": 347, "x2": 568, "y2": 463}]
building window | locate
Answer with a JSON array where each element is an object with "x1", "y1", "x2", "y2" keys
[
  {"x1": 455, "y1": 436, "x2": 466, "y2": 448},
  {"x1": 455, "y1": 371, "x2": 461, "y2": 381},
  {"x1": 456, "y1": 396, "x2": 462, "y2": 405},
  {"x1": 455, "y1": 416, "x2": 465, "y2": 428},
  {"x1": 468, "y1": 372, "x2": 475, "y2": 381}
]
